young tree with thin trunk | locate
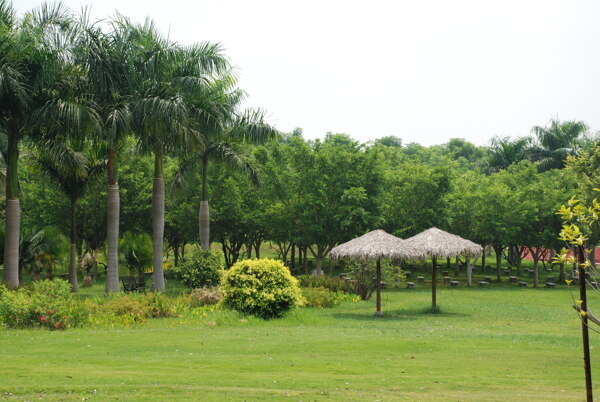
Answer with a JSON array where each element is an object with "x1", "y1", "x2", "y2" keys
[{"x1": 36, "y1": 145, "x2": 105, "y2": 291}]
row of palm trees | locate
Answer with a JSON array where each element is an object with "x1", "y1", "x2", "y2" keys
[
  {"x1": 485, "y1": 119, "x2": 589, "y2": 173},
  {"x1": 0, "y1": 2, "x2": 277, "y2": 291}
]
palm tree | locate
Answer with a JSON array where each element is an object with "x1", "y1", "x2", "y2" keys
[
  {"x1": 177, "y1": 101, "x2": 279, "y2": 250},
  {"x1": 483, "y1": 136, "x2": 531, "y2": 174},
  {"x1": 0, "y1": 2, "x2": 82, "y2": 287},
  {"x1": 36, "y1": 144, "x2": 105, "y2": 291},
  {"x1": 125, "y1": 19, "x2": 229, "y2": 290},
  {"x1": 76, "y1": 15, "x2": 135, "y2": 292},
  {"x1": 529, "y1": 119, "x2": 588, "y2": 172}
]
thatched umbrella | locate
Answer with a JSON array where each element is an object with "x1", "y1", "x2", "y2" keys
[
  {"x1": 405, "y1": 227, "x2": 482, "y2": 308},
  {"x1": 330, "y1": 229, "x2": 425, "y2": 316}
]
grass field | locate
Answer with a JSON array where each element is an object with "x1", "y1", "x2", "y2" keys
[{"x1": 1, "y1": 286, "x2": 599, "y2": 401}]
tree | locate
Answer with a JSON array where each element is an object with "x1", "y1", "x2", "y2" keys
[
  {"x1": 381, "y1": 157, "x2": 452, "y2": 238},
  {"x1": 126, "y1": 18, "x2": 229, "y2": 290},
  {"x1": 483, "y1": 135, "x2": 531, "y2": 174},
  {"x1": 0, "y1": 2, "x2": 88, "y2": 287},
  {"x1": 76, "y1": 15, "x2": 136, "y2": 292},
  {"x1": 36, "y1": 144, "x2": 105, "y2": 291},
  {"x1": 176, "y1": 94, "x2": 278, "y2": 251},
  {"x1": 530, "y1": 119, "x2": 588, "y2": 172}
]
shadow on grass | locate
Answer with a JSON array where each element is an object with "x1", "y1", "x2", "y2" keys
[{"x1": 331, "y1": 305, "x2": 469, "y2": 321}]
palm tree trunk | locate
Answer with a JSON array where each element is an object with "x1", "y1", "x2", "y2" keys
[
  {"x1": 199, "y1": 157, "x2": 210, "y2": 251},
  {"x1": 105, "y1": 147, "x2": 120, "y2": 293},
  {"x1": 69, "y1": 198, "x2": 79, "y2": 292},
  {"x1": 152, "y1": 149, "x2": 166, "y2": 291},
  {"x1": 4, "y1": 135, "x2": 20, "y2": 288}
]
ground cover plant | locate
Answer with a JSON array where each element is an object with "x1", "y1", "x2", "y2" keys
[{"x1": 1, "y1": 287, "x2": 598, "y2": 401}]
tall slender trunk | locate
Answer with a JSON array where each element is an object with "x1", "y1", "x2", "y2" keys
[
  {"x1": 533, "y1": 257, "x2": 539, "y2": 288},
  {"x1": 493, "y1": 245, "x2": 502, "y2": 281},
  {"x1": 466, "y1": 258, "x2": 472, "y2": 286},
  {"x1": 454, "y1": 256, "x2": 460, "y2": 276},
  {"x1": 199, "y1": 157, "x2": 210, "y2": 250},
  {"x1": 69, "y1": 198, "x2": 79, "y2": 292},
  {"x1": 481, "y1": 248, "x2": 486, "y2": 273},
  {"x1": 291, "y1": 244, "x2": 295, "y2": 270},
  {"x1": 576, "y1": 246, "x2": 594, "y2": 401},
  {"x1": 302, "y1": 247, "x2": 309, "y2": 274},
  {"x1": 4, "y1": 134, "x2": 20, "y2": 288},
  {"x1": 152, "y1": 149, "x2": 166, "y2": 291},
  {"x1": 431, "y1": 256, "x2": 437, "y2": 308},
  {"x1": 105, "y1": 147, "x2": 120, "y2": 293},
  {"x1": 315, "y1": 255, "x2": 323, "y2": 275},
  {"x1": 254, "y1": 241, "x2": 261, "y2": 259}
]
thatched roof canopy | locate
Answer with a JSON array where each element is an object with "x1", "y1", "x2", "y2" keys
[
  {"x1": 329, "y1": 230, "x2": 426, "y2": 262},
  {"x1": 404, "y1": 227, "x2": 482, "y2": 259}
]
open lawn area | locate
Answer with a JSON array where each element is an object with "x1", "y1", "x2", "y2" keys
[{"x1": 1, "y1": 286, "x2": 598, "y2": 401}]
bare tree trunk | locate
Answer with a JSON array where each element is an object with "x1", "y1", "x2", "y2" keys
[
  {"x1": 315, "y1": 255, "x2": 323, "y2": 275},
  {"x1": 4, "y1": 134, "x2": 20, "y2": 288},
  {"x1": 4, "y1": 199, "x2": 20, "y2": 288},
  {"x1": 105, "y1": 184, "x2": 120, "y2": 292},
  {"x1": 302, "y1": 247, "x2": 309, "y2": 274},
  {"x1": 466, "y1": 258, "x2": 472, "y2": 286},
  {"x1": 152, "y1": 173, "x2": 166, "y2": 291},
  {"x1": 199, "y1": 158, "x2": 210, "y2": 251},
  {"x1": 493, "y1": 245, "x2": 503, "y2": 281},
  {"x1": 533, "y1": 257, "x2": 539, "y2": 288},
  {"x1": 481, "y1": 248, "x2": 486, "y2": 274},
  {"x1": 69, "y1": 199, "x2": 79, "y2": 292},
  {"x1": 254, "y1": 241, "x2": 261, "y2": 259},
  {"x1": 454, "y1": 256, "x2": 460, "y2": 276},
  {"x1": 199, "y1": 201, "x2": 210, "y2": 251}
]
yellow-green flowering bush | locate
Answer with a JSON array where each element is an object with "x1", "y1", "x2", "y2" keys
[{"x1": 221, "y1": 258, "x2": 303, "y2": 319}]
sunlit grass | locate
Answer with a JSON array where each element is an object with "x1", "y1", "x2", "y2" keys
[{"x1": 1, "y1": 286, "x2": 597, "y2": 401}]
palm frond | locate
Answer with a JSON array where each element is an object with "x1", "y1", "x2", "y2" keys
[{"x1": 212, "y1": 143, "x2": 259, "y2": 186}]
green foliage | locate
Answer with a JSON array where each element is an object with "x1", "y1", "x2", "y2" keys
[
  {"x1": 298, "y1": 275, "x2": 347, "y2": 293},
  {"x1": 0, "y1": 279, "x2": 83, "y2": 329},
  {"x1": 119, "y1": 232, "x2": 153, "y2": 277},
  {"x1": 221, "y1": 258, "x2": 303, "y2": 319},
  {"x1": 300, "y1": 287, "x2": 360, "y2": 308},
  {"x1": 176, "y1": 250, "x2": 224, "y2": 289},
  {"x1": 189, "y1": 287, "x2": 221, "y2": 307}
]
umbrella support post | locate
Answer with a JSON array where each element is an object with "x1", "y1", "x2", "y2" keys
[
  {"x1": 432, "y1": 256, "x2": 437, "y2": 309},
  {"x1": 375, "y1": 259, "x2": 382, "y2": 316}
]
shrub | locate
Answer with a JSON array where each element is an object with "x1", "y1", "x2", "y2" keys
[
  {"x1": 176, "y1": 250, "x2": 224, "y2": 289},
  {"x1": 301, "y1": 287, "x2": 361, "y2": 308},
  {"x1": 190, "y1": 287, "x2": 221, "y2": 307},
  {"x1": 0, "y1": 279, "x2": 83, "y2": 329},
  {"x1": 298, "y1": 275, "x2": 347, "y2": 292},
  {"x1": 0, "y1": 285, "x2": 33, "y2": 328},
  {"x1": 221, "y1": 258, "x2": 303, "y2": 319}
]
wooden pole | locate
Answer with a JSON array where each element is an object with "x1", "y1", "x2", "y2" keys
[
  {"x1": 375, "y1": 258, "x2": 382, "y2": 316},
  {"x1": 576, "y1": 245, "x2": 593, "y2": 402},
  {"x1": 432, "y1": 256, "x2": 437, "y2": 308}
]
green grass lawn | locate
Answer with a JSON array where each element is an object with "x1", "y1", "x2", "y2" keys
[{"x1": 1, "y1": 286, "x2": 598, "y2": 401}]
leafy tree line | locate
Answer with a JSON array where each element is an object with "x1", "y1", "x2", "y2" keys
[{"x1": 2, "y1": 2, "x2": 598, "y2": 291}]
